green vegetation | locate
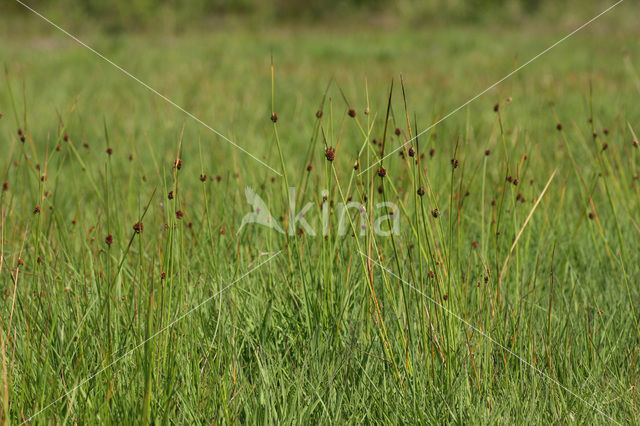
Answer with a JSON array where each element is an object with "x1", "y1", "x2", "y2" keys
[{"x1": 1, "y1": 3, "x2": 639, "y2": 424}]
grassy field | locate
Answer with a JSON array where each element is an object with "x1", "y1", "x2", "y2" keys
[{"x1": 1, "y1": 5, "x2": 640, "y2": 424}]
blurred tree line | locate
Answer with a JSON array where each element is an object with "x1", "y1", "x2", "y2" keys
[{"x1": 1, "y1": 0, "x2": 613, "y2": 32}]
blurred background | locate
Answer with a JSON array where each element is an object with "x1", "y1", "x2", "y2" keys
[{"x1": 0, "y1": 0, "x2": 632, "y2": 34}]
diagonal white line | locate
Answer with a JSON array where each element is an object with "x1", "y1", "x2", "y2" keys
[
  {"x1": 22, "y1": 250, "x2": 282, "y2": 424},
  {"x1": 358, "y1": 0, "x2": 625, "y2": 176},
  {"x1": 14, "y1": 0, "x2": 282, "y2": 176},
  {"x1": 359, "y1": 251, "x2": 620, "y2": 425}
]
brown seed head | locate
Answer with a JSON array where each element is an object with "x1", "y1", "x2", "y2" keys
[
  {"x1": 377, "y1": 167, "x2": 387, "y2": 178},
  {"x1": 325, "y1": 147, "x2": 335, "y2": 162},
  {"x1": 33, "y1": 205, "x2": 40, "y2": 214},
  {"x1": 200, "y1": 174, "x2": 207, "y2": 182},
  {"x1": 408, "y1": 147, "x2": 415, "y2": 157},
  {"x1": 348, "y1": 109, "x2": 356, "y2": 118},
  {"x1": 271, "y1": 112, "x2": 278, "y2": 123},
  {"x1": 316, "y1": 110, "x2": 323, "y2": 119},
  {"x1": 105, "y1": 234, "x2": 113, "y2": 245},
  {"x1": 176, "y1": 210, "x2": 184, "y2": 220},
  {"x1": 133, "y1": 222, "x2": 144, "y2": 234},
  {"x1": 417, "y1": 187, "x2": 425, "y2": 196},
  {"x1": 432, "y1": 208, "x2": 439, "y2": 218}
]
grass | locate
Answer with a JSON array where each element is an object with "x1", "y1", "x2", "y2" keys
[{"x1": 1, "y1": 10, "x2": 640, "y2": 424}]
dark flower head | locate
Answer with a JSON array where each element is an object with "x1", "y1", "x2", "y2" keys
[
  {"x1": 33, "y1": 205, "x2": 40, "y2": 214},
  {"x1": 316, "y1": 110, "x2": 323, "y2": 119},
  {"x1": 176, "y1": 210, "x2": 184, "y2": 220},
  {"x1": 348, "y1": 109, "x2": 356, "y2": 118},
  {"x1": 394, "y1": 128, "x2": 401, "y2": 136},
  {"x1": 133, "y1": 222, "x2": 144, "y2": 234},
  {"x1": 174, "y1": 158, "x2": 182, "y2": 170},
  {"x1": 432, "y1": 208, "x2": 439, "y2": 218},
  {"x1": 377, "y1": 167, "x2": 387, "y2": 178},
  {"x1": 271, "y1": 112, "x2": 278, "y2": 123},
  {"x1": 408, "y1": 147, "x2": 415, "y2": 157},
  {"x1": 105, "y1": 234, "x2": 113, "y2": 245},
  {"x1": 493, "y1": 103, "x2": 499, "y2": 112},
  {"x1": 417, "y1": 187, "x2": 425, "y2": 196},
  {"x1": 556, "y1": 123, "x2": 563, "y2": 131},
  {"x1": 106, "y1": 148, "x2": 113, "y2": 155},
  {"x1": 168, "y1": 190, "x2": 174, "y2": 200},
  {"x1": 485, "y1": 149, "x2": 491, "y2": 156},
  {"x1": 325, "y1": 147, "x2": 335, "y2": 162},
  {"x1": 200, "y1": 174, "x2": 207, "y2": 182}
]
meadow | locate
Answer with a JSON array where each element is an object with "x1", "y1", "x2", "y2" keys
[{"x1": 1, "y1": 4, "x2": 640, "y2": 424}]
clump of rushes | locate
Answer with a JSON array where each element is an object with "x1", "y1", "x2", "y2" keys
[
  {"x1": 176, "y1": 210, "x2": 184, "y2": 220},
  {"x1": 377, "y1": 167, "x2": 387, "y2": 178},
  {"x1": 168, "y1": 190, "x2": 174, "y2": 200},
  {"x1": 325, "y1": 147, "x2": 335, "y2": 162},
  {"x1": 105, "y1": 234, "x2": 113, "y2": 245},
  {"x1": 199, "y1": 174, "x2": 207, "y2": 182},
  {"x1": 133, "y1": 222, "x2": 143, "y2": 234},
  {"x1": 271, "y1": 112, "x2": 278, "y2": 123},
  {"x1": 348, "y1": 109, "x2": 356, "y2": 118},
  {"x1": 432, "y1": 208, "x2": 439, "y2": 218},
  {"x1": 33, "y1": 206, "x2": 40, "y2": 214},
  {"x1": 417, "y1": 187, "x2": 425, "y2": 196}
]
